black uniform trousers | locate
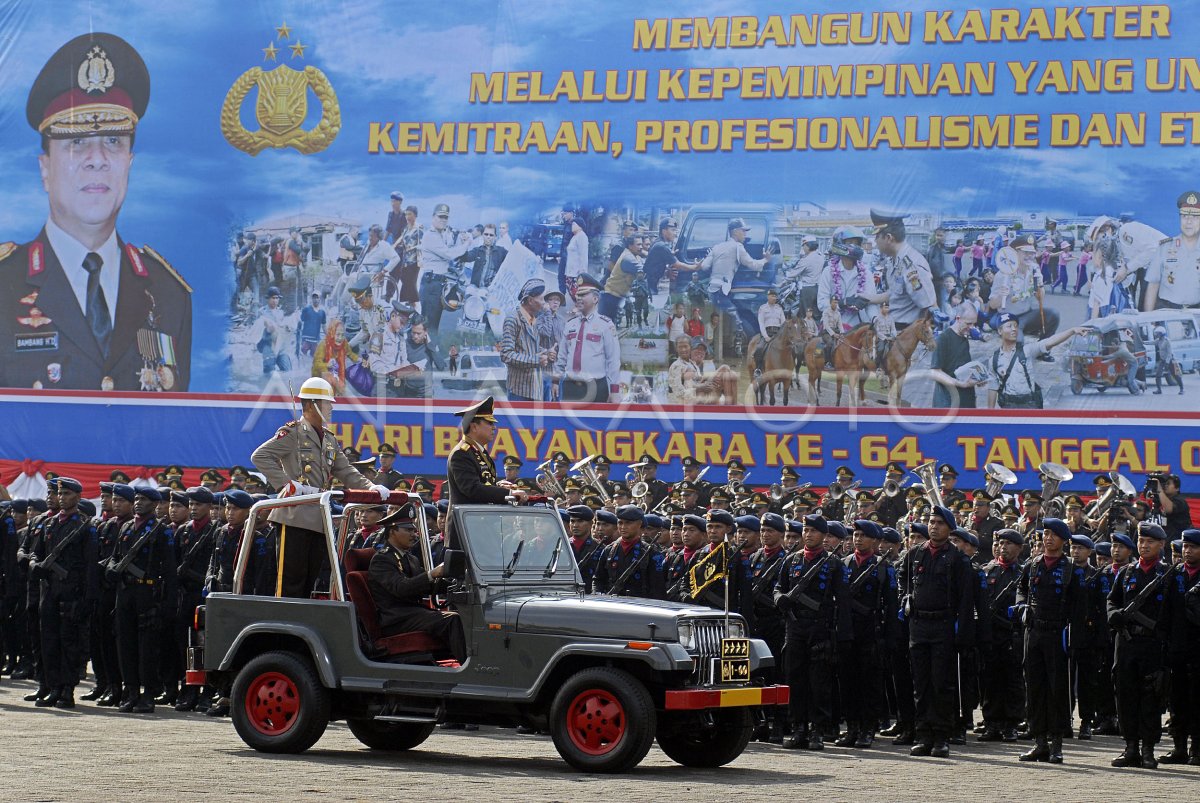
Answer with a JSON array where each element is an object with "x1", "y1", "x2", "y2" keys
[
  {"x1": 1167, "y1": 654, "x2": 1200, "y2": 743},
  {"x1": 839, "y1": 620, "x2": 884, "y2": 732},
  {"x1": 380, "y1": 608, "x2": 468, "y2": 663},
  {"x1": 1114, "y1": 634, "x2": 1166, "y2": 746},
  {"x1": 910, "y1": 621, "x2": 956, "y2": 740},
  {"x1": 1024, "y1": 624, "x2": 1070, "y2": 738},
  {"x1": 1071, "y1": 644, "x2": 1104, "y2": 728},
  {"x1": 784, "y1": 626, "x2": 835, "y2": 733},
  {"x1": 93, "y1": 586, "x2": 122, "y2": 691},
  {"x1": 278, "y1": 524, "x2": 329, "y2": 599},
  {"x1": 888, "y1": 624, "x2": 916, "y2": 727},
  {"x1": 980, "y1": 628, "x2": 1024, "y2": 728},
  {"x1": 756, "y1": 617, "x2": 788, "y2": 731},
  {"x1": 1096, "y1": 639, "x2": 1118, "y2": 722},
  {"x1": 116, "y1": 583, "x2": 162, "y2": 696},
  {"x1": 957, "y1": 647, "x2": 980, "y2": 728},
  {"x1": 39, "y1": 588, "x2": 88, "y2": 688}
]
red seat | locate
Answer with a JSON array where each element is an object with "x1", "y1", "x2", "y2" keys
[
  {"x1": 344, "y1": 568, "x2": 449, "y2": 660},
  {"x1": 344, "y1": 547, "x2": 376, "y2": 573}
]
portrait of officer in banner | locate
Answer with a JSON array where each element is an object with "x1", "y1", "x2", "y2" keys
[{"x1": 0, "y1": 32, "x2": 192, "y2": 392}]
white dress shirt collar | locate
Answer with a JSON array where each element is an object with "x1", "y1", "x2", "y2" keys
[{"x1": 44, "y1": 217, "x2": 121, "y2": 322}]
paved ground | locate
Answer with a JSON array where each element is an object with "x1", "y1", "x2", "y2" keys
[{"x1": 1, "y1": 678, "x2": 1193, "y2": 802}]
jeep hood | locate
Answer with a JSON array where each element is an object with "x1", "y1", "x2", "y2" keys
[{"x1": 512, "y1": 594, "x2": 721, "y2": 641}]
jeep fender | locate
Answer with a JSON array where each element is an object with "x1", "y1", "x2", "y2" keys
[
  {"x1": 526, "y1": 642, "x2": 692, "y2": 701},
  {"x1": 219, "y1": 622, "x2": 338, "y2": 689}
]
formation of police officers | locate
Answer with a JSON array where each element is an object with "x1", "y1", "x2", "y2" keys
[{"x1": 2, "y1": 453, "x2": 1199, "y2": 771}]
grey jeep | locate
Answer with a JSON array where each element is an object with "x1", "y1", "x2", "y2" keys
[{"x1": 187, "y1": 492, "x2": 787, "y2": 773}]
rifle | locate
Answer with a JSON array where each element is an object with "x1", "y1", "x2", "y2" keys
[
  {"x1": 781, "y1": 553, "x2": 831, "y2": 617},
  {"x1": 846, "y1": 558, "x2": 885, "y2": 617},
  {"x1": 178, "y1": 524, "x2": 216, "y2": 586},
  {"x1": 32, "y1": 517, "x2": 91, "y2": 581},
  {"x1": 1115, "y1": 565, "x2": 1172, "y2": 634},
  {"x1": 607, "y1": 543, "x2": 655, "y2": 597},
  {"x1": 105, "y1": 520, "x2": 167, "y2": 584},
  {"x1": 751, "y1": 553, "x2": 787, "y2": 600}
]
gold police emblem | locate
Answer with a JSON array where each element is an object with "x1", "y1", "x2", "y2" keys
[
  {"x1": 220, "y1": 24, "x2": 340, "y2": 156},
  {"x1": 78, "y1": 46, "x2": 115, "y2": 93}
]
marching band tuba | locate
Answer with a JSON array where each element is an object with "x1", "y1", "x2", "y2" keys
[
  {"x1": 911, "y1": 461, "x2": 943, "y2": 509},
  {"x1": 1037, "y1": 461, "x2": 1073, "y2": 518},
  {"x1": 1084, "y1": 471, "x2": 1137, "y2": 520},
  {"x1": 571, "y1": 455, "x2": 611, "y2": 504},
  {"x1": 827, "y1": 478, "x2": 861, "y2": 501},
  {"x1": 535, "y1": 459, "x2": 566, "y2": 499}
]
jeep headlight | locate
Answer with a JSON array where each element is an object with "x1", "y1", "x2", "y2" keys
[
  {"x1": 677, "y1": 621, "x2": 695, "y2": 650},
  {"x1": 725, "y1": 619, "x2": 746, "y2": 639}
]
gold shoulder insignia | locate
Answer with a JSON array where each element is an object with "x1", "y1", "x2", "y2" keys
[
  {"x1": 0, "y1": 242, "x2": 16, "y2": 262},
  {"x1": 141, "y1": 245, "x2": 193, "y2": 293},
  {"x1": 455, "y1": 440, "x2": 473, "y2": 452}
]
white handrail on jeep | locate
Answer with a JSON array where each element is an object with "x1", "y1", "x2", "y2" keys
[{"x1": 234, "y1": 491, "x2": 344, "y2": 600}]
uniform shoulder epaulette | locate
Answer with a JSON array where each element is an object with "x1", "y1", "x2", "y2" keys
[
  {"x1": 274, "y1": 419, "x2": 300, "y2": 439},
  {"x1": 597, "y1": 314, "x2": 615, "y2": 325},
  {"x1": 0, "y1": 241, "x2": 17, "y2": 263},
  {"x1": 455, "y1": 439, "x2": 474, "y2": 452},
  {"x1": 140, "y1": 244, "x2": 193, "y2": 293}
]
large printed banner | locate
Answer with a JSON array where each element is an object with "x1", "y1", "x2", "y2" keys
[{"x1": 2, "y1": 2, "x2": 1200, "y2": 475}]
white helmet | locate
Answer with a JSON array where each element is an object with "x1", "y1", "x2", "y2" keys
[
  {"x1": 296, "y1": 377, "x2": 335, "y2": 402},
  {"x1": 1086, "y1": 215, "x2": 1118, "y2": 243}
]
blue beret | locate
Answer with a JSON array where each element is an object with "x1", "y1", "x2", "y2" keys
[
  {"x1": 707, "y1": 510, "x2": 736, "y2": 528},
  {"x1": 1041, "y1": 517, "x2": 1072, "y2": 542},
  {"x1": 760, "y1": 513, "x2": 786, "y2": 533},
  {"x1": 910, "y1": 522, "x2": 929, "y2": 538},
  {"x1": 330, "y1": 503, "x2": 345, "y2": 515},
  {"x1": 854, "y1": 519, "x2": 883, "y2": 540},
  {"x1": 1182, "y1": 529, "x2": 1200, "y2": 546},
  {"x1": 788, "y1": 519, "x2": 805, "y2": 535},
  {"x1": 10, "y1": 499, "x2": 29, "y2": 514},
  {"x1": 186, "y1": 486, "x2": 216, "y2": 504},
  {"x1": 994, "y1": 528, "x2": 1024, "y2": 546},
  {"x1": 423, "y1": 503, "x2": 438, "y2": 520},
  {"x1": 827, "y1": 521, "x2": 848, "y2": 539},
  {"x1": 170, "y1": 490, "x2": 189, "y2": 505},
  {"x1": 616, "y1": 504, "x2": 645, "y2": 523},
  {"x1": 57, "y1": 477, "x2": 83, "y2": 493},
  {"x1": 45, "y1": 477, "x2": 59, "y2": 490},
  {"x1": 643, "y1": 514, "x2": 665, "y2": 529},
  {"x1": 558, "y1": 509, "x2": 571, "y2": 523},
  {"x1": 1112, "y1": 533, "x2": 1135, "y2": 551},
  {"x1": 223, "y1": 490, "x2": 254, "y2": 509},
  {"x1": 212, "y1": 492, "x2": 225, "y2": 506},
  {"x1": 881, "y1": 526, "x2": 902, "y2": 544},
  {"x1": 735, "y1": 515, "x2": 760, "y2": 532},
  {"x1": 1070, "y1": 534, "x2": 1095, "y2": 550},
  {"x1": 111, "y1": 483, "x2": 136, "y2": 503},
  {"x1": 1171, "y1": 539, "x2": 1183, "y2": 552},
  {"x1": 1095, "y1": 541, "x2": 1112, "y2": 557},
  {"x1": 683, "y1": 514, "x2": 707, "y2": 530},
  {"x1": 931, "y1": 505, "x2": 957, "y2": 528},
  {"x1": 436, "y1": 499, "x2": 450, "y2": 513},
  {"x1": 99, "y1": 482, "x2": 115, "y2": 494},
  {"x1": 803, "y1": 514, "x2": 829, "y2": 534},
  {"x1": 595, "y1": 510, "x2": 618, "y2": 525},
  {"x1": 1138, "y1": 522, "x2": 1167, "y2": 541},
  {"x1": 29, "y1": 499, "x2": 48, "y2": 513},
  {"x1": 78, "y1": 499, "x2": 96, "y2": 517},
  {"x1": 951, "y1": 528, "x2": 979, "y2": 548},
  {"x1": 134, "y1": 486, "x2": 162, "y2": 502},
  {"x1": 567, "y1": 504, "x2": 594, "y2": 521}
]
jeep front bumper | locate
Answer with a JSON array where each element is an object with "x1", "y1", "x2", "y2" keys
[{"x1": 664, "y1": 684, "x2": 789, "y2": 710}]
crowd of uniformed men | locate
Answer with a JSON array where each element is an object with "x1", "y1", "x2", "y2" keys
[{"x1": 2, "y1": 448, "x2": 1199, "y2": 770}]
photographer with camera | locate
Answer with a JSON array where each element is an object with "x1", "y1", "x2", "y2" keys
[{"x1": 1145, "y1": 473, "x2": 1191, "y2": 539}]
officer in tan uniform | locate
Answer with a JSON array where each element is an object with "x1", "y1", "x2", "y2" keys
[{"x1": 251, "y1": 377, "x2": 389, "y2": 597}]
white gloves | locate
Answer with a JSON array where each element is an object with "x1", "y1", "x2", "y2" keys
[
  {"x1": 281, "y1": 480, "x2": 320, "y2": 498},
  {"x1": 370, "y1": 484, "x2": 391, "y2": 500}
]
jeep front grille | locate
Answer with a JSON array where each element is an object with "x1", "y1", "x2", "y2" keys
[{"x1": 691, "y1": 620, "x2": 726, "y2": 658}]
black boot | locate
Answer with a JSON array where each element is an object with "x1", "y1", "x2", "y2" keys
[
  {"x1": 854, "y1": 731, "x2": 875, "y2": 749},
  {"x1": 879, "y1": 721, "x2": 903, "y2": 736},
  {"x1": 834, "y1": 729, "x2": 858, "y2": 748},
  {"x1": 1159, "y1": 737, "x2": 1190, "y2": 765},
  {"x1": 80, "y1": 685, "x2": 106, "y2": 701},
  {"x1": 98, "y1": 686, "x2": 122, "y2": 707},
  {"x1": 23, "y1": 686, "x2": 49, "y2": 702},
  {"x1": 977, "y1": 726, "x2": 1002, "y2": 742},
  {"x1": 892, "y1": 728, "x2": 916, "y2": 746},
  {"x1": 1140, "y1": 744, "x2": 1158, "y2": 770},
  {"x1": 205, "y1": 697, "x2": 231, "y2": 718},
  {"x1": 781, "y1": 729, "x2": 807, "y2": 750},
  {"x1": 1112, "y1": 741, "x2": 1141, "y2": 768},
  {"x1": 35, "y1": 688, "x2": 61, "y2": 707},
  {"x1": 910, "y1": 739, "x2": 933, "y2": 757},
  {"x1": 118, "y1": 694, "x2": 137, "y2": 714},
  {"x1": 132, "y1": 693, "x2": 155, "y2": 714},
  {"x1": 806, "y1": 731, "x2": 824, "y2": 751},
  {"x1": 1077, "y1": 722, "x2": 1092, "y2": 740},
  {"x1": 174, "y1": 686, "x2": 199, "y2": 712},
  {"x1": 1047, "y1": 737, "x2": 1063, "y2": 764},
  {"x1": 54, "y1": 686, "x2": 75, "y2": 709},
  {"x1": 950, "y1": 727, "x2": 966, "y2": 745},
  {"x1": 1019, "y1": 739, "x2": 1047, "y2": 762}
]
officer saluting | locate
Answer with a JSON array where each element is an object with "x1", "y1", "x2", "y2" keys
[
  {"x1": 251, "y1": 377, "x2": 386, "y2": 598},
  {"x1": 0, "y1": 33, "x2": 192, "y2": 391}
]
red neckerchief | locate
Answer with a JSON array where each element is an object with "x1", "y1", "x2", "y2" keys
[
  {"x1": 571, "y1": 535, "x2": 588, "y2": 550},
  {"x1": 997, "y1": 557, "x2": 1012, "y2": 570},
  {"x1": 682, "y1": 546, "x2": 697, "y2": 563},
  {"x1": 619, "y1": 537, "x2": 638, "y2": 554},
  {"x1": 853, "y1": 550, "x2": 873, "y2": 567},
  {"x1": 926, "y1": 542, "x2": 943, "y2": 557},
  {"x1": 1138, "y1": 557, "x2": 1159, "y2": 573},
  {"x1": 802, "y1": 546, "x2": 824, "y2": 563},
  {"x1": 1043, "y1": 555, "x2": 1062, "y2": 569},
  {"x1": 763, "y1": 545, "x2": 783, "y2": 559},
  {"x1": 1184, "y1": 562, "x2": 1200, "y2": 580},
  {"x1": 192, "y1": 516, "x2": 211, "y2": 532}
]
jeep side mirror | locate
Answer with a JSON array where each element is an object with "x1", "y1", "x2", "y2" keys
[{"x1": 443, "y1": 549, "x2": 467, "y2": 581}]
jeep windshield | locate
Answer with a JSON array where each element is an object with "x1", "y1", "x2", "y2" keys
[{"x1": 461, "y1": 507, "x2": 578, "y2": 583}]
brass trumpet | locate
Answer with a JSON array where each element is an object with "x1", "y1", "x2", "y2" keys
[
  {"x1": 535, "y1": 459, "x2": 565, "y2": 499},
  {"x1": 572, "y1": 455, "x2": 611, "y2": 504}
]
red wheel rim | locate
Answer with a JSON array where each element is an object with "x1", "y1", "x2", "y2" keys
[
  {"x1": 565, "y1": 688, "x2": 627, "y2": 756},
  {"x1": 244, "y1": 671, "x2": 300, "y2": 736}
]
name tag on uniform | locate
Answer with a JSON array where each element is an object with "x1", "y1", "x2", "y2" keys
[{"x1": 16, "y1": 332, "x2": 58, "y2": 352}]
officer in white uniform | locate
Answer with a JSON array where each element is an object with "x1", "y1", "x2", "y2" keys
[{"x1": 1145, "y1": 191, "x2": 1200, "y2": 310}]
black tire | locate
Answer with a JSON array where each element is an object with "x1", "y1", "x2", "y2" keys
[
  {"x1": 549, "y1": 667, "x2": 656, "y2": 773},
  {"x1": 1070, "y1": 377, "x2": 1083, "y2": 395},
  {"x1": 230, "y1": 650, "x2": 330, "y2": 754},
  {"x1": 655, "y1": 708, "x2": 754, "y2": 768},
  {"x1": 347, "y1": 719, "x2": 436, "y2": 751}
]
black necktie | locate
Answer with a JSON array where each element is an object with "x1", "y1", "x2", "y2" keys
[{"x1": 82, "y1": 252, "x2": 112, "y2": 355}]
